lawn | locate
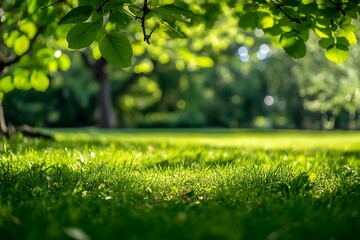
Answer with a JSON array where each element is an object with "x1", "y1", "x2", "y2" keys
[{"x1": 1, "y1": 129, "x2": 360, "y2": 239}]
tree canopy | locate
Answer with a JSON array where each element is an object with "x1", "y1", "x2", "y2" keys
[
  {"x1": 1, "y1": 0, "x2": 360, "y2": 98},
  {"x1": 60, "y1": 0, "x2": 360, "y2": 64}
]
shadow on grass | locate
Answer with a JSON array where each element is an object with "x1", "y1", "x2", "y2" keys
[{"x1": 0, "y1": 160, "x2": 360, "y2": 240}]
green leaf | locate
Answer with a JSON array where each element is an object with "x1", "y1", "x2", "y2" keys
[
  {"x1": 153, "y1": 4, "x2": 195, "y2": 22},
  {"x1": 280, "y1": 32, "x2": 306, "y2": 59},
  {"x1": 19, "y1": 21, "x2": 37, "y2": 39},
  {"x1": 319, "y1": 37, "x2": 335, "y2": 49},
  {"x1": 325, "y1": 44, "x2": 349, "y2": 64},
  {"x1": 162, "y1": 23, "x2": 185, "y2": 39},
  {"x1": 13, "y1": 69, "x2": 31, "y2": 90},
  {"x1": 347, "y1": 8, "x2": 358, "y2": 19},
  {"x1": 102, "y1": 0, "x2": 128, "y2": 11},
  {"x1": 109, "y1": 11, "x2": 128, "y2": 27},
  {"x1": 340, "y1": 24, "x2": 356, "y2": 32},
  {"x1": 322, "y1": 7, "x2": 342, "y2": 18},
  {"x1": 59, "y1": 6, "x2": 94, "y2": 24},
  {"x1": 314, "y1": 27, "x2": 332, "y2": 38},
  {"x1": 66, "y1": 20, "x2": 102, "y2": 49},
  {"x1": 14, "y1": 35, "x2": 30, "y2": 56},
  {"x1": 4, "y1": 30, "x2": 20, "y2": 48},
  {"x1": 238, "y1": 12, "x2": 258, "y2": 30},
  {"x1": 243, "y1": 3, "x2": 259, "y2": 12},
  {"x1": 58, "y1": 54, "x2": 71, "y2": 71},
  {"x1": 30, "y1": 70, "x2": 50, "y2": 92},
  {"x1": 282, "y1": 0, "x2": 301, "y2": 7},
  {"x1": 99, "y1": 32, "x2": 133, "y2": 68},
  {"x1": 265, "y1": 26, "x2": 283, "y2": 36},
  {"x1": 128, "y1": 5, "x2": 143, "y2": 18},
  {"x1": 257, "y1": 12, "x2": 274, "y2": 29},
  {"x1": 337, "y1": 30, "x2": 357, "y2": 46},
  {"x1": 0, "y1": 76, "x2": 15, "y2": 93},
  {"x1": 336, "y1": 37, "x2": 349, "y2": 46}
]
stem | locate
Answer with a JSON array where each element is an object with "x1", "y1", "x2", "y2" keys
[
  {"x1": 40, "y1": 0, "x2": 65, "y2": 10},
  {"x1": 96, "y1": 0, "x2": 110, "y2": 12},
  {"x1": 271, "y1": 0, "x2": 305, "y2": 24},
  {"x1": 141, "y1": 0, "x2": 152, "y2": 44}
]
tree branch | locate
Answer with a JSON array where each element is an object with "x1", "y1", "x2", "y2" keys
[
  {"x1": 270, "y1": 0, "x2": 305, "y2": 24},
  {"x1": 96, "y1": 0, "x2": 110, "y2": 12},
  {"x1": 40, "y1": 0, "x2": 65, "y2": 10},
  {"x1": 140, "y1": 0, "x2": 152, "y2": 44}
]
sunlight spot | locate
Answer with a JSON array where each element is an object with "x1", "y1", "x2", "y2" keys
[
  {"x1": 54, "y1": 50, "x2": 62, "y2": 58},
  {"x1": 260, "y1": 44, "x2": 270, "y2": 54},
  {"x1": 264, "y1": 95, "x2": 274, "y2": 106},
  {"x1": 257, "y1": 51, "x2": 267, "y2": 60},
  {"x1": 238, "y1": 46, "x2": 248, "y2": 56},
  {"x1": 257, "y1": 44, "x2": 270, "y2": 60},
  {"x1": 240, "y1": 55, "x2": 250, "y2": 62},
  {"x1": 63, "y1": 227, "x2": 91, "y2": 240},
  {"x1": 238, "y1": 46, "x2": 250, "y2": 62},
  {"x1": 254, "y1": 28, "x2": 264, "y2": 38}
]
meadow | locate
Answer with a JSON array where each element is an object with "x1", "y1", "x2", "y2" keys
[{"x1": 1, "y1": 129, "x2": 360, "y2": 239}]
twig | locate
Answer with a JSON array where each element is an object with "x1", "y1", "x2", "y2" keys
[
  {"x1": 40, "y1": 0, "x2": 65, "y2": 10},
  {"x1": 271, "y1": 0, "x2": 305, "y2": 23},
  {"x1": 141, "y1": 0, "x2": 152, "y2": 44},
  {"x1": 96, "y1": 0, "x2": 110, "y2": 12}
]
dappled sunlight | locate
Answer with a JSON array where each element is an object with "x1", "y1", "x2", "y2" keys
[{"x1": 52, "y1": 129, "x2": 360, "y2": 151}]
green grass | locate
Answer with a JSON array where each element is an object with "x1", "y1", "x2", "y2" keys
[{"x1": 1, "y1": 129, "x2": 360, "y2": 239}]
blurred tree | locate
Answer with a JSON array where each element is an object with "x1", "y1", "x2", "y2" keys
[
  {"x1": 1, "y1": 0, "x2": 360, "y2": 133},
  {"x1": 293, "y1": 37, "x2": 360, "y2": 129},
  {"x1": 0, "y1": 0, "x2": 71, "y2": 135}
]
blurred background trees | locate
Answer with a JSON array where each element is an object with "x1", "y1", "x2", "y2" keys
[
  {"x1": 4, "y1": 29, "x2": 360, "y2": 130},
  {"x1": 1, "y1": 0, "x2": 360, "y2": 130}
]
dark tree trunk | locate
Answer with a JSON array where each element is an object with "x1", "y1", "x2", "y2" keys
[{"x1": 94, "y1": 58, "x2": 116, "y2": 128}]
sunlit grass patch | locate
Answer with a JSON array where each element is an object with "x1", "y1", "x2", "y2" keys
[{"x1": 0, "y1": 130, "x2": 360, "y2": 239}]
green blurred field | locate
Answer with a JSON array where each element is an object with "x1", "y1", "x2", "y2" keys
[
  {"x1": 53, "y1": 128, "x2": 360, "y2": 149},
  {"x1": 1, "y1": 130, "x2": 360, "y2": 239}
]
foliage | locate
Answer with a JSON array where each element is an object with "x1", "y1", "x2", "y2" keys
[
  {"x1": 0, "y1": 0, "x2": 71, "y2": 99},
  {"x1": 58, "y1": 0, "x2": 360, "y2": 65},
  {"x1": 4, "y1": 35, "x2": 360, "y2": 129},
  {"x1": 1, "y1": 0, "x2": 360, "y2": 98},
  {"x1": 2, "y1": 52, "x2": 98, "y2": 127},
  {"x1": 1, "y1": 130, "x2": 360, "y2": 239},
  {"x1": 237, "y1": 0, "x2": 360, "y2": 63}
]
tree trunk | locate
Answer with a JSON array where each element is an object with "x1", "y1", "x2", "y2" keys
[
  {"x1": 94, "y1": 58, "x2": 116, "y2": 128},
  {"x1": 0, "y1": 100, "x2": 8, "y2": 134}
]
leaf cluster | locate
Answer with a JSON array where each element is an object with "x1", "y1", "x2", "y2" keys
[
  {"x1": 0, "y1": 0, "x2": 72, "y2": 99},
  {"x1": 59, "y1": 0, "x2": 194, "y2": 67},
  {"x1": 237, "y1": 0, "x2": 360, "y2": 63}
]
